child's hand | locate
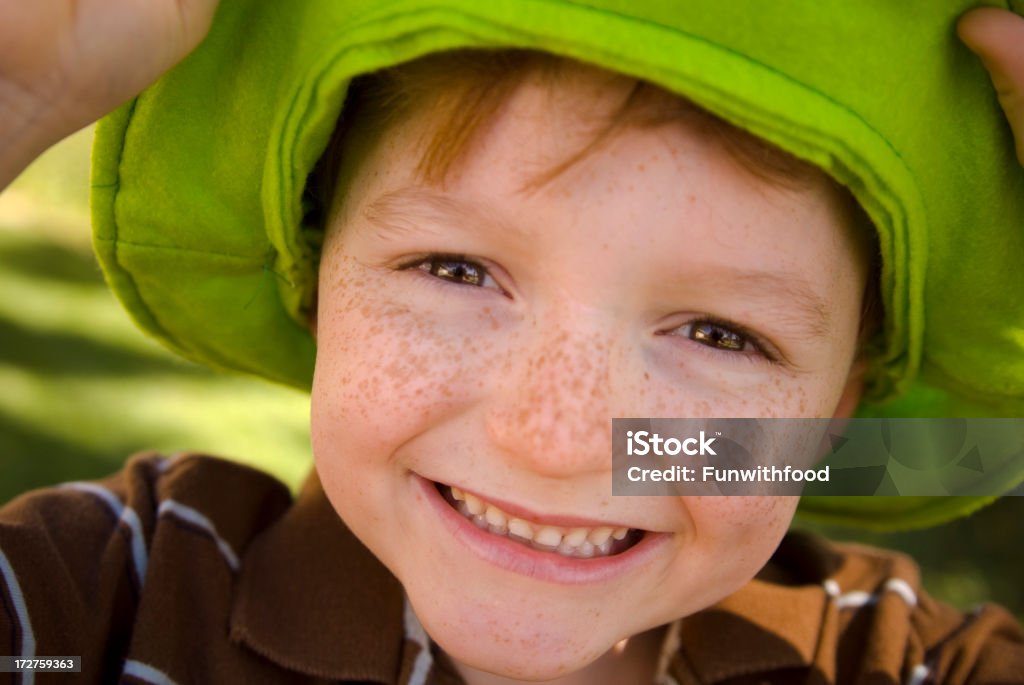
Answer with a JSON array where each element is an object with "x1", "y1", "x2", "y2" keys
[
  {"x1": 1, "y1": 0, "x2": 221, "y2": 188},
  {"x1": 958, "y1": 7, "x2": 1024, "y2": 165}
]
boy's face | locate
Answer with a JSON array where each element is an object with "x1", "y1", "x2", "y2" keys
[{"x1": 312, "y1": 65, "x2": 868, "y2": 681}]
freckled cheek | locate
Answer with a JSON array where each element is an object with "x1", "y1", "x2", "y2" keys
[
  {"x1": 311, "y1": 277, "x2": 500, "y2": 449},
  {"x1": 642, "y1": 373, "x2": 802, "y2": 419},
  {"x1": 648, "y1": 361, "x2": 841, "y2": 419}
]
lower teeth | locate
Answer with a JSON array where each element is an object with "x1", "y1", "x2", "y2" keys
[{"x1": 455, "y1": 498, "x2": 620, "y2": 558}]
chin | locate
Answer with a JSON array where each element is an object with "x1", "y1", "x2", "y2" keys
[{"x1": 404, "y1": 579, "x2": 617, "y2": 682}]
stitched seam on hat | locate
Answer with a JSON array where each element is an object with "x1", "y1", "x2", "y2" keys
[
  {"x1": 94, "y1": 237, "x2": 266, "y2": 262},
  {"x1": 105, "y1": 95, "x2": 185, "y2": 349}
]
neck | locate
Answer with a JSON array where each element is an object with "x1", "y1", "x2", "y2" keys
[{"x1": 451, "y1": 624, "x2": 672, "y2": 685}]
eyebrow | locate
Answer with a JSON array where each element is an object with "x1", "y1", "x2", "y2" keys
[
  {"x1": 362, "y1": 186, "x2": 525, "y2": 243},
  {"x1": 362, "y1": 186, "x2": 834, "y2": 339},
  {"x1": 669, "y1": 268, "x2": 834, "y2": 340}
]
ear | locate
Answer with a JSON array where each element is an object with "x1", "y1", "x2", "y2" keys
[{"x1": 832, "y1": 354, "x2": 868, "y2": 419}]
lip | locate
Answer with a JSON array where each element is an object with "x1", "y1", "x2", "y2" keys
[{"x1": 414, "y1": 473, "x2": 669, "y2": 585}]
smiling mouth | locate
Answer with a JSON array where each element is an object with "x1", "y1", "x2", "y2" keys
[{"x1": 435, "y1": 482, "x2": 645, "y2": 559}]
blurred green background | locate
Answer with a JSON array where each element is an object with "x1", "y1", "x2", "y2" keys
[{"x1": 1, "y1": 128, "x2": 1021, "y2": 620}]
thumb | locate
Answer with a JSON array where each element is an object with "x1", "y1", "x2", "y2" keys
[
  {"x1": 958, "y1": 7, "x2": 1024, "y2": 165},
  {"x1": 173, "y1": 0, "x2": 223, "y2": 54}
]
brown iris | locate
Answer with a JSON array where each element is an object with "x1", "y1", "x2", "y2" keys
[
  {"x1": 423, "y1": 258, "x2": 485, "y2": 286},
  {"x1": 690, "y1": 322, "x2": 747, "y2": 351}
]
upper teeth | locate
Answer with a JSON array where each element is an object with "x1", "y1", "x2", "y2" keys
[{"x1": 448, "y1": 486, "x2": 630, "y2": 559}]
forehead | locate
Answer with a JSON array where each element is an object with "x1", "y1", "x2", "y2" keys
[
  {"x1": 332, "y1": 55, "x2": 852, "y2": 225},
  {"x1": 346, "y1": 67, "x2": 851, "y2": 240},
  {"x1": 328, "y1": 52, "x2": 836, "y2": 204}
]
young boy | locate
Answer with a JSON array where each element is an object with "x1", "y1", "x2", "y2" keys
[{"x1": 2, "y1": 2, "x2": 1024, "y2": 684}]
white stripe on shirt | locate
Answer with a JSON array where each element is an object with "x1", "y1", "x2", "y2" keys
[
  {"x1": 905, "y1": 663, "x2": 930, "y2": 685},
  {"x1": 403, "y1": 597, "x2": 434, "y2": 685},
  {"x1": 0, "y1": 548, "x2": 36, "y2": 685},
  {"x1": 825, "y1": 577, "x2": 918, "y2": 610},
  {"x1": 60, "y1": 482, "x2": 148, "y2": 587},
  {"x1": 157, "y1": 500, "x2": 240, "y2": 572},
  {"x1": 122, "y1": 659, "x2": 180, "y2": 685}
]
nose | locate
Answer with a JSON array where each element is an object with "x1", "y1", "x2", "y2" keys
[{"x1": 484, "y1": 311, "x2": 615, "y2": 479}]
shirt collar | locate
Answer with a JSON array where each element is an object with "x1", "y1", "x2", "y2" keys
[
  {"x1": 229, "y1": 469, "x2": 407, "y2": 683},
  {"x1": 230, "y1": 469, "x2": 842, "y2": 684},
  {"x1": 669, "y1": 531, "x2": 845, "y2": 683}
]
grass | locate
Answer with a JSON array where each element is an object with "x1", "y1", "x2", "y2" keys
[{"x1": 2, "y1": 127, "x2": 1021, "y2": 620}]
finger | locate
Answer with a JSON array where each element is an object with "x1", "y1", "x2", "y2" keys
[
  {"x1": 958, "y1": 7, "x2": 1024, "y2": 165},
  {"x1": 172, "y1": 0, "x2": 223, "y2": 53}
]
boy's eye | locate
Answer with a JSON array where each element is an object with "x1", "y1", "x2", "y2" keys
[
  {"x1": 421, "y1": 258, "x2": 483, "y2": 286},
  {"x1": 673, "y1": 319, "x2": 771, "y2": 360},
  {"x1": 686, "y1": 322, "x2": 749, "y2": 351},
  {"x1": 407, "y1": 255, "x2": 501, "y2": 291}
]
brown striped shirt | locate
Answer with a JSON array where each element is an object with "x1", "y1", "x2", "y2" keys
[{"x1": 1, "y1": 452, "x2": 1021, "y2": 684}]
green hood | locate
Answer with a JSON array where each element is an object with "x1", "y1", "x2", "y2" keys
[{"x1": 90, "y1": 0, "x2": 1024, "y2": 529}]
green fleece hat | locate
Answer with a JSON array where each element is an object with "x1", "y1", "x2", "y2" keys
[{"x1": 91, "y1": 0, "x2": 1024, "y2": 529}]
